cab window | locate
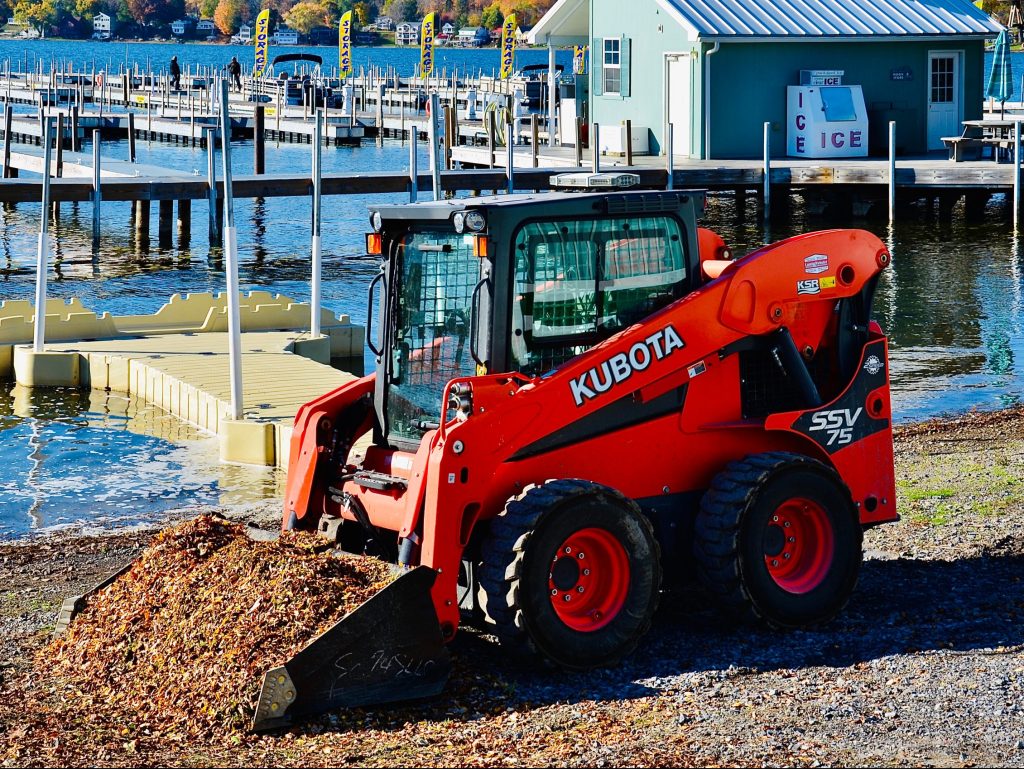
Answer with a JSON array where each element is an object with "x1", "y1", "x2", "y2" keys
[{"x1": 511, "y1": 215, "x2": 689, "y2": 375}]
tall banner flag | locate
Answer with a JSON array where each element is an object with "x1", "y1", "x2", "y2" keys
[
  {"x1": 499, "y1": 14, "x2": 516, "y2": 79},
  {"x1": 253, "y1": 9, "x2": 270, "y2": 78},
  {"x1": 573, "y1": 45, "x2": 588, "y2": 75},
  {"x1": 339, "y1": 10, "x2": 353, "y2": 78},
  {"x1": 420, "y1": 13, "x2": 436, "y2": 78}
]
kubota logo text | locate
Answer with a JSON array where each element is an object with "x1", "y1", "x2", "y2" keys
[
  {"x1": 570, "y1": 325, "x2": 685, "y2": 407},
  {"x1": 808, "y1": 407, "x2": 862, "y2": 446}
]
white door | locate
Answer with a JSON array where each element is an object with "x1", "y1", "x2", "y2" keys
[
  {"x1": 667, "y1": 55, "x2": 692, "y2": 157},
  {"x1": 927, "y1": 52, "x2": 961, "y2": 150}
]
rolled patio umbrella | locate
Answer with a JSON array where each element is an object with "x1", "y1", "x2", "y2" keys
[{"x1": 987, "y1": 28, "x2": 1013, "y2": 116}]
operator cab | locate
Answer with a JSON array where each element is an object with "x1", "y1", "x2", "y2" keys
[{"x1": 365, "y1": 189, "x2": 707, "y2": 452}]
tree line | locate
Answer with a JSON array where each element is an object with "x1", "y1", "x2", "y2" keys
[{"x1": 5, "y1": 0, "x2": 554, "y2": 37}]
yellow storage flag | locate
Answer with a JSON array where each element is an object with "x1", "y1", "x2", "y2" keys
[
  {"x1": 573, "y1": 45, "x2": 588, "y2": 75},
  {"x1": 420, "y1": 13, "x2": 436, "y2": 78},
  {"x1": 339, "y1": 10, "x2": 353, "y2": 78},
  {"x1": 500, "y1": 14, "x2": 517, "y2": 79},
  {"x1": 253, "y1": 9, "x2": 270, "y2": 78}
]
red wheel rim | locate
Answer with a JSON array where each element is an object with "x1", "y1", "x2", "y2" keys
[
  {"x1": 548, "y1": 527, "x2": 630, "y2": 632},
  {"x1": 762, "y1": 497, "x2": 834, "y2": 594}
]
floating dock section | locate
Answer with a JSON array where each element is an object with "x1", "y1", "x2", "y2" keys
[{"x1": 1, "y1": 293, "x2": 365, "y2": 467}]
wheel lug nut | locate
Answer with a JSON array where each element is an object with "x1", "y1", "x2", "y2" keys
[
  {"x1": 788, "y1": 536, "x2": 795, "y2": 543},
  {"x1": 772, "y1": 560, "x2": 779, "y2": 567},
  {"x1": 783, "y1": 521, "x2": 791, "y2": 528},
  {"x1": 577, "y1": 552, "x2": 585, "y2": 560},
  {"x1": 564, "y1": 546, "x2": 572, "y2": 554},
  {"x1": 772, "y1": 515, "x2": 779, "y2": 522},
  {"x1": 551, "y1": 589, "x2": 558, "y2": 596},
  {"x1": 583, "y1": 569, "x2": 591, "y2": 576},
  {"x1": 577, "y1": 586, "x2": 585, "y2": 593},
  {"x1": 783, "y1": 553, "x2": 791, "y2": 560},
  {"x1": 564, "y1": 594, "x2": 571, "y2": 602}
]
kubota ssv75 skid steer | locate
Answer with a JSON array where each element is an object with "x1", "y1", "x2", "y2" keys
[{"x1": 252, "y1": 186, "x2": 896, "y2": 730}]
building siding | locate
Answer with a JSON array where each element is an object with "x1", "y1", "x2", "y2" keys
[{"x1": 706, "y1": 39, "x2": 986, "y2": 158}]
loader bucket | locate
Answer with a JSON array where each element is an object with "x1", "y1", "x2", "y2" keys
[{"x1": 251, "y1": 565, "x2": 452, "y2": 732}]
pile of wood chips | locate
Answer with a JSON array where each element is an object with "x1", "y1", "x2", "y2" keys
[{"x1": 44, "y1": 515, "x2": 395, "y2": 736}]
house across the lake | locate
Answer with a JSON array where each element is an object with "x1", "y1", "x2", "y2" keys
[
  {"x1": 530, "y1": 0, "x2": 1001, "y2": 158},
  {"x1": 92, "y1": 11, "x2": 113, "y2": 40},
  {"x1": 396, "y1": 22, "x2": 419, "y2": 46}
]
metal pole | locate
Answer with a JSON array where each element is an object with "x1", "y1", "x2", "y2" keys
[
  {"x1": 428, "y1": 92, "x2": 441, "y2": 201},
  {"x1": 762, "y1": 121, "x2": 771, "y2": 221},
  {"x1": 218, "y1": 81, "x2": 243, "y2": 421},
  {"x1": 409, "y1": 124, "x2": 418, "y2": 202},
  {"x1": 33, "y1": 122, "x2": 53, "y2": 353},
  {"x1": 507, "y1": 114, "x2": 514, "y2": 193},
  {"x1": 92, "y1": 129, "x2": 101, "y2": 247},
  {"x1": 1015, "y1": 121, "x2": 1021, "y2": 232},
  {"x1": 547, "y1": 43, "x2": 557, "y2": 146},
  {"x1": 207, "y1": 127, "x2": 218, "y2": 243},
  {"x1": 666, "y1": 123, "x2": 674, "y2": 191},
  {"x1": 592, "y1": 122, "x2": 600, "y2": 173},
  {"x1": 888, "y1": 120, "x2": 896, "y2": 225},
  {"x1": 311, "y1": 109, "x2": 323, "y2": 338}
]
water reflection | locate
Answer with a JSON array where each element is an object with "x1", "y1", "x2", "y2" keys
[{"x1": 0, "y1": 384, "x2": 284, "y2": 539}]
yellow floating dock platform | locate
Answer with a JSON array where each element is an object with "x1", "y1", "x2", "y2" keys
[{"x1": 1, "y1": 293, "x2": 366, "y2": 468}]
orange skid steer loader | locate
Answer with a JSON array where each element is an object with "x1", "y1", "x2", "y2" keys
[{"x1": 248, "y1": 187, "x2": 897, "y2": 730}]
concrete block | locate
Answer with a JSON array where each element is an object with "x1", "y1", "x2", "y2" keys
[
  {"x1": 276, "y1": 423, "x2": 294, "y2": 470},
  {"x1": 84, "y1": 353, "x2": 107, "y2": 390},
  {"x1": 220, "y1": 419, "x2": 276, "y2": 466},
  {"x1": 291, "y1": 336, "x2": 331, "y2": 364},
  {"x1": 13, "y1": 346, "x2": 81, "y2": 387},
  {"x1": 107, "y1": 355, "x2": 130, "y2": 393}
]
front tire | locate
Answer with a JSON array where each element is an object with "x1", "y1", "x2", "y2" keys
[
  {"x1": 479, "y1": 479, "x2": 662, "y2": 670},
  {"x1": 694, "y1": 452, "x2": 862, "y2": 627}
]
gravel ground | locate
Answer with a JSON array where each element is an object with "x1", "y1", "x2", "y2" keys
[{"x1": 2, "y1": 408, "x2": 1024, "y2": 766}]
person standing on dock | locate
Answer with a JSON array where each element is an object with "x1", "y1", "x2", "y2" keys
[
  {"x1": 227, "y1": 56, "x2": 242, "y2": 92},
  {"x1": 170, "y1": 55, "x2": 181, "y2": 91}
]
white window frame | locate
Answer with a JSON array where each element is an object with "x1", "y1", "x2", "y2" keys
[{"x1": 603, "y1": 38, "x2": 621, "y2": 96}]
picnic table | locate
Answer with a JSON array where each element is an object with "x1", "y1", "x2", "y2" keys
[{"x1": 942, "y1": 118, "x2": 1022, "y2": 161}]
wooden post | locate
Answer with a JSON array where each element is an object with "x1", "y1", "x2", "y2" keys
[
  {"x1": 128, "y1": 111, "x2": 136, "y2": 162},
  {"x1": 177, "y1": 199, "x2": 191, "y2": 239},
  {"x1": 135, "y1": 199, "x2": 150, "y2": 241},
  {"x1": 158, "y1": 199, "x2": 173, "y2": 246},
  {"x1": 254, "y1": 105, "x2": 265, "y2": 174}
]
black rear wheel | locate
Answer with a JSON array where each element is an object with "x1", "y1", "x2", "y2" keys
[
  {"x1": 479, "y1": 479, "x2": 662, "y2": 669},
  {"x1": 694, "y1": 452, "x2": 862, "y2": 627}
]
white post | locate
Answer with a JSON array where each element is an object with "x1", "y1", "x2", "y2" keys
[
  {"x1": 507, "y1": 114, "x2": 514, "y2": 193},
  {"x1": 218, "y1": 80, "x2": 243, "y2": 421},
  {"x1": 91, "y1": 129, "x2": 101, "y2": 246},
  {"x1": 32, "y1": 121, "x2": 53, "y2": 353},
  {"x1": 666, "y1": 123, "x2": 674, "y2": 191},
  {"x1": 888, "y1": 120, "x2": 896, "y2": 225},
  {"x1": 1015, "y1": 121, "x2": 1021, "y2": 232},
  {"x1": 311, "y1": 109, "x2": 323, "y2": 338},
  {"x1": 428, "y1": 92, "x2": 441, "y2": 200},
  {"x1": 762, "y1": 121, "x2": 771, "y2": 221},
  {"x1": 547, "y1": 43, "x2": 557, "y2": 146},
  {"x1": 409, "y1": 124, "x2": 418, "y2": 202}
]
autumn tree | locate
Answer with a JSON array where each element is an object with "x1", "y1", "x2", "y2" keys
[
  {"x1": 126, "y1": 0, "x2": 182, "y2": 24},
  {"x1": 353, "y1": 0, "x2": 371, "y2": 24},
  {"x1": 213, "y1": 0, "x2": 245, "y2": 33},
  {"x1": 479, "y1": 1, "x2": 500, "y2": 28},
  {"x1": 284, "y1": 0, "x2": 326, "y2": 33},
  {"x1": 14, "y1": 0, "x2": 59, "y2": 34}
]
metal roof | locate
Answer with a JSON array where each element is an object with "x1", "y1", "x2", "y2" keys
[{"x1": 660, "y1": 0, "x2": 1003, "y2": 37}]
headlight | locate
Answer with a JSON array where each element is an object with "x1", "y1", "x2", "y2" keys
[
  {"x1": 464, "y1": 211, "x2": 486, "y2": 232},
  {"x1": 452, "y1": 212, "x2": 466, "y2": 234},
  {"x1": 369, "y1": 211, "x2": 383, "y2": 232}
]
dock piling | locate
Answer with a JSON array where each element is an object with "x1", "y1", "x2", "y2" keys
[
  {"x1": 206, "y1": 127, "x2": 219, "y2": 245},
  {"x1": 158, "y1": 200, "x2": 173, "y2": 247},
  {"x1": 888, "y1": 121, "x2": 896, "y2": 224},
  {"x1": 218, "y1": 79, "x2": 244, "y2": 422},
  {"x1": 254, "y1": 105, "x2": 265, "y2": 174},
  {"x1": 2, "y1": 104, "x2": 11, "y2": 178},
  {"x1": 33, "y1": 121, "x2": 53, "y2": 353},
  {"x1": 1015, "y1": 122, "x2": 1021, "y2": 232},
  {"x1": 506, "y1": 113, "x2": 514, "y2": 194},
  {"x1": 429, "y1": 93, "x2": 441, "y2": 200},
  {"x1": 762, "y1": 121, "x2": 771, "y2": 221},
  {"x1": 311, "y1": 109, "x2": 323, "y2": 338},
  {"x1": 91, "y1": 129, "x2": 101, "y2": 247},
  {"x1": 71, "y1": 105, "x2": 79, "y2": 152},
  {"x1": 128, "y1": 112, "x2": 136, "y2": 162},
  {"x1": 409, "y1": 122, "x2": 418, "y2": 202}
]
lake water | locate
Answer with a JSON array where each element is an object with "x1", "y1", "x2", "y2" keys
[{"x1": 0, "y1": 40, "x2": 1020, "y2": 537}]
